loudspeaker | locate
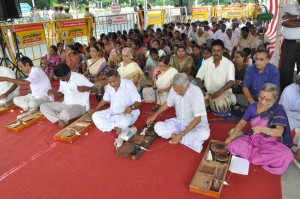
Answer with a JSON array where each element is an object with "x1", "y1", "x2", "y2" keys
[{"x1": 0, "y1": 0, "x2": 22, "y2": 20}]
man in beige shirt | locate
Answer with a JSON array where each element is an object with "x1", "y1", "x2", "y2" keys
[
  {"x1": 64, "y1": 6, "x2": 73, "y2": 19},
  {"x1": 231, "y1": 26, "x2": 256, "y2": 59}
]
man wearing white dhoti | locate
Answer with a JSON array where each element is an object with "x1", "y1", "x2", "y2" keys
[
  {"x1": 40, "y1": 63, "x2": 97, "y2": 128},
  {"x1": 0, "y1": 57, "x2": 53, "y2": 110},
  {"x1": 147, "y1": 73, "x2": 210, "y2": 153},
  {"x1": 0, "y1": 67, "x2": 19, "y2": 104},
  {"x1": 279, "y1": 74, "x2": 300, "y2": 164},
  {"x1": 91, "y1": 69, "x2": 142, "y2": 134}
]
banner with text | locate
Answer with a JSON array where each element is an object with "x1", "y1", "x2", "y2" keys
[
  {"x1": 221, "y1": 6, "x2": 243, "y2": 19},
  {"x1": 13, "y1": 23, "x2": 46, "y2": 49},
  {"x1": 106, "y1": 15, "x2": 128, "y2": 25},
  {"x1": 192, "y1": 7, "x2": 209, "y2": 21},
  {"x1": 60, "y1": 19, "x2": 87, "y2": 40},
  {"x1": 148, "y1": 11, "x2": 163, "y2": 25}
]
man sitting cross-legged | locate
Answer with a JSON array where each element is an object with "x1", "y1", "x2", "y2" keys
[
  {"x1": 90, "y1": 69, "x2": 142, "y2": 134},
  {"x1": 40, "y1": 63, "x2": 97, "y2": 128}
]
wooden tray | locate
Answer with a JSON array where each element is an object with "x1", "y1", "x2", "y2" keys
[
  {"x1": 0, "y1": 101, "x2": 17, "y2": 115},
  {"x1": 189, "y1": 140, "x2": 231, "y2": 198},
  {"x1": 4, "y1": 109, "x2": 45, "y2": 132},
  {"x1": 116, "y1": 123, "x2": 158, "y2": 160},
  {"x1": 53, "y1": 113, "x2": 94, "y2": 143}
]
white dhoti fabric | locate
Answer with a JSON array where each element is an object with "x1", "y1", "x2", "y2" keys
[
  {"x1": 40, "y1": 102, "x2": 86, "y2": 123},
  {"x1": 92, "y1": 109, "x2": 139, "y2": 132},
  {"x1": 225, "y1": 90, "x2": 236, "y2": 105},
  {"x1": 13, "y1": 93, "x2": 49, "y2": 111},
  {"x1": 154, "y1": 118, "x2": 210, "y2": 153},
  {"x1": 0, "y1": 92, "x2": 19, "y2": 105}
]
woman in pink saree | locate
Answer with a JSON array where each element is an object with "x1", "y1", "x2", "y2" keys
[{"x1": 225, "y1": 83, "x2": 293, "y2": 175}]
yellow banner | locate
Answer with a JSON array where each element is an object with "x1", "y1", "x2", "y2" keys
[
  {"x1": 148, "y1": 11, "x2": 163, "y2": 25},
  {"x1": 60, "y1": 19, "x2": 87, "y2": 40},
  {"x1": 192, "y1": 7, "x2": 209, "y2": 21},
  {"x1": 13, "y1": 23, "x2": 46, "y2": 49},
  {"x1": 221, "y1": 6, "x2": 243, "y2": 19}
]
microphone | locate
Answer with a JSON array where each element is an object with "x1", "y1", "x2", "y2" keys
[{"x1": 155, "y1": 71, "x2": 161, "y2": 80}]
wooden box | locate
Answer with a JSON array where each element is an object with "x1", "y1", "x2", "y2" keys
[
  {"x1": 189, "y1": 140, "x2": 231, "y2": 198},
  {"x1": 53, "y1": 113, "x2": 94, "y2": 143},
  {"x1": 4, "y1": 109, "x2": 45, "y2": 132},
  {"x1": 116, "y1": 123, "x2": 158, "y2": 160},
  {"x1": 0, "y1": 101, "x2": 17, "y2": 115}
]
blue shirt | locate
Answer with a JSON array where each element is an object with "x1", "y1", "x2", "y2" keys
[{"x1": 243, "y1": 63, "x2": 280, "y2": 95}]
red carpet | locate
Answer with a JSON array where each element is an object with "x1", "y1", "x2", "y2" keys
[{"x1": 0, "y1": 82, "x2": 282, "y2": 199}]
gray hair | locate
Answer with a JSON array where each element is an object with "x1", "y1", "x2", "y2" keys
[
  {"x1": 259, "y1": 83, "x2": 279, "y2": 99},
  {"x1": 172, "y1": 73, "x2": 189, "y2": 87},
  {"x1": 122, "y1": 47, "x2": 133, "y2": 58}
]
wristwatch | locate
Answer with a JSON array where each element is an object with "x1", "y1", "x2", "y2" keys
[{"x1": 131, "y1": 105, "x2": 135, "y2": 110}]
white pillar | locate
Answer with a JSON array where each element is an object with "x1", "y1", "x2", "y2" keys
[
  {"x1": 31, "y1": 0, "x2": 35, "y2": 7},
  {"x1": 144, "y1": 0, "x2": 148, "y2": 30},
  {"x1": 274, "y1": 0, "x2": 285, "y2": 67}
]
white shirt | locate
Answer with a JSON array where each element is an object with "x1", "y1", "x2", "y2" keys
[
  {"x1": 282, "y1": 2, "x2": 300, "y2": 39},
  {"x1": 58, "y1": 72, "x2": 94, "y2": 111},
  {"x1": 146, "y1": 49, "x2": 166, "y2": 58},
  {"x1": 207, "y1": 30, "x2": 214, "y2": 38},
  {"x1": 0, "y1": 67, "x2": 19, "y2": 96},
  {"x1": 103, "y1": 79, "x2": 141, "y2": 116},
  {"x1": 196, "y1": 56, "x2": 235, "y2": 94},
  {"x1": 222, "y1": 34, "x2": 238, "y2": 52},
  {"x1": 213, "y1": 29, "x2": 226, "y2": 40},
  {"x1": 27, "y1": 67, "x2": 53, "y2": 101},
  {"x1": 279, "y1": 83, "x2": 300, "y2": 121},
  {"x1": 188, "y1": 30, "x2": 197, "y2": 41},
  {"x1": 233, "y1": 28, "x2": 240, "y2": 36},
  {"x1": 167, "y1": 83, "x2": 208, "y2": 126}
]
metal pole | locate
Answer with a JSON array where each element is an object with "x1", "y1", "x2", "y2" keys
[
  {"x1": 31, "y1": 0, "x2": 35, "y2": 7},
  {"x1": 144, "y1": 0, "x2": 148, "y2": 30}
]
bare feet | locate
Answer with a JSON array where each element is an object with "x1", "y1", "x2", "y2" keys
[
  {"x1": 114, "y1": 127, "x2": 122, "y2": 135},
  {"x1": 58, "y1": 120, "x2": 69, "y2": 128}
]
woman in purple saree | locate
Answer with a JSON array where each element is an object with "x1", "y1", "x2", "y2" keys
[{"x1": 225, "y1": 83, "x2": 294, "y2": 175}]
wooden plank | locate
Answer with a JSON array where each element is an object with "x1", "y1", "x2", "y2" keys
[
  {"x1": 0, "y1": 101, "x2": 17, "y2": 115},
  {"x1": 53, "y1": 113, "x2": 94, "y2": 143},
  {"x1": 4, "y1": 109, "x2": 45, "y2": 132}
]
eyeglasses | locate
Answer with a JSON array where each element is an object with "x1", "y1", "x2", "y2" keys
[{"x1": 258, "y1": 95, "x2": 274, "y2": 104}]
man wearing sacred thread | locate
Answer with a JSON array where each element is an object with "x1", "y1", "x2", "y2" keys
[
  {"x1": 90, "y1": 69, "x2": 142, "y2": 134},
  {"x1": 40, "y1": 63, "x2": 97, "y2": 128},
  {"x1": 147, "y1": 73, "x2": 210, "y2": 153}
]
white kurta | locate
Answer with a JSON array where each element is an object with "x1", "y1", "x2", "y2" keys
[
  {"x1": 196, "y1": 56, "x2": 236, "y2": 105},
  {"x1": 40, "y1": 72, "x2": 93, "y2": 123},
  {"x1": 154, "y1": 84, "x2": 210, "y2": 153},
  {"x1": 0, "y1": 67, "x2": 20, "y2": 104},
  {"x1": 92, "y1": 79, "x2": 141, "y2": 132},
  {"x1": 13, "y1": 67, "x2": 53, "y2": 110}
]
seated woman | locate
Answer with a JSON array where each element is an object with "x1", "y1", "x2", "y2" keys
[
  {"x1": 40, "y1": 45, "x2": 61, "y2": 80},
  {"x1": 132, "y1": 39, "x2": 147, "y2": 69},
  {"x1": 191, "y1": 44, "x2": 203, "y2": 76},
  {"x1": 103, "y1": 36, "x2": 114, "y2": 60},
  {"x1": 143, "y1": 55, "x2": 178, "y2": 105},
  {"x1": 117, "y1": 47, "x2": 144, "y2": 90},
  {"x1": 57, "y1": 42, "x2": 66, "y2": 62},
  {"x1": 232, "y1": 51, "x2": 249, "y2": 93},
  {"x1": 108, "y1": 41, "x2": 122, "y2": 69},
  {"x1": 64, "y1": 45, "x2": 83, "y2": 72},
  {"x1": 225, "y1": 83, "x2": 294, "y2": 175},
  {"x1": 144, "y1": 48, "x2": 159, "y2": 78},
  {"x1": 170, "y1": 45, "x2": 194, "y2": 81}
]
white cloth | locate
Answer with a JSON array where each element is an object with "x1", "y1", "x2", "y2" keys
[
  {"x1": 154, "y1": 84, "x2": 210, "y2": 152},
  {"x1": 206, "y1": 30, "x2": 214, "y2": 39},
  {"x1": 40, "y1": 102, "x2": 86, "y2": 123},
  {"x1": 222, "y1": 34, "x2": 238, "y2": 52},
  {"x1": 213, "y1": 29, "x2": 227, "y2": 40},
  {"x1": 196, "y1": 56, "x2": 236, "y2": 104},
  {"x1": 282, "y1": 2, "x2": 300, "y2": 40},
  {"x1": 279, "y1": 83, "x2": 300, "y2": 131},
  {"x1": 93, "y1": 79, "x2": 141, "y2": 132},
  {"x1": 233, "y1": 28, "x2": 240, "y2": 36},
  {"x1": 27, "y1": 67, "x2": 53, "y2": 101},
  {"x1": 58, "y1": 72, "x2": 94, "y2": 111},
  {"x1": 145, "y1": 49, "x2": 166, "y2": 58},
  {"x1": 0, "y1": 67, "x2": 19, "y2": 104},
  {"x1": 13, "y1": 93, "x2": 49, "y2": 111}
]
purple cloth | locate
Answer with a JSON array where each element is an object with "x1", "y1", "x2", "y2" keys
[
  {"x1": 227, "y1": 103, "x2": 294, "y2": 174},
  {"x1": 243, "y1": 63, "x2": 280, "y2": 95}
]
